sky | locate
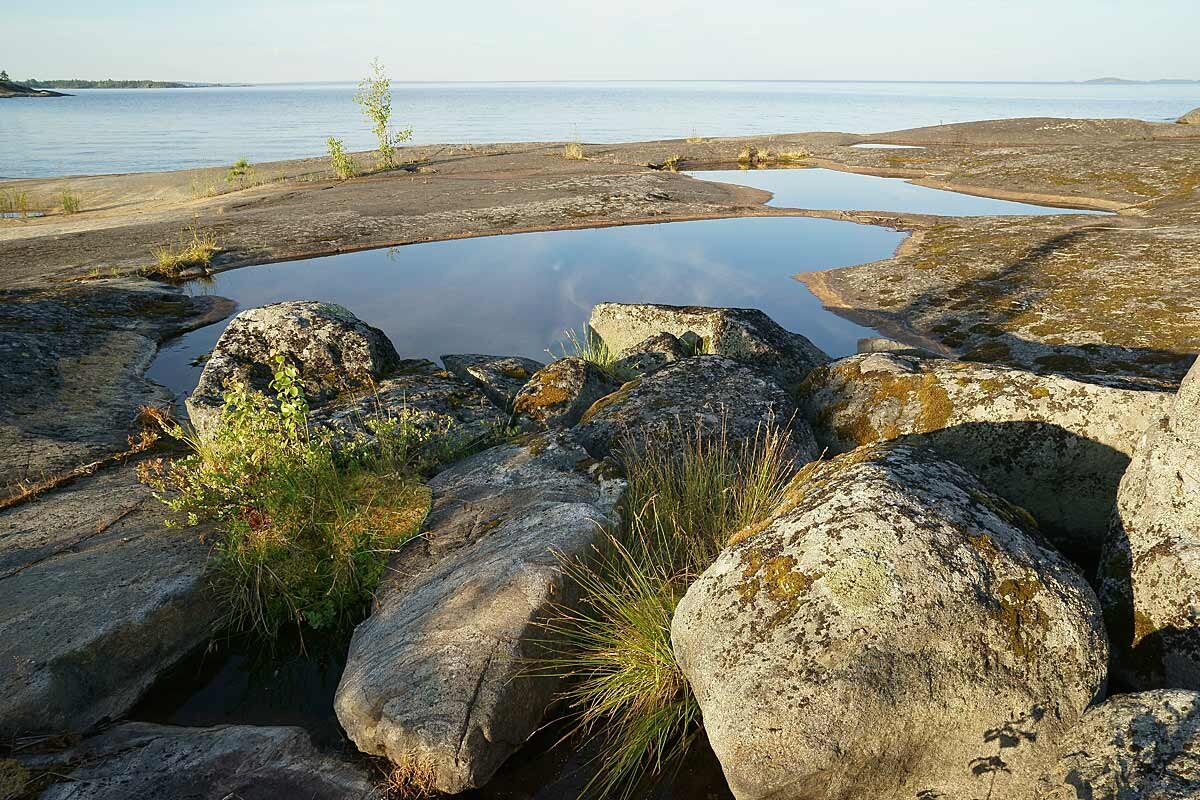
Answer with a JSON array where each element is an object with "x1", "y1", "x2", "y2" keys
[{"x1": 6, "y1": 0, "x2": 1198, "y2": 84}]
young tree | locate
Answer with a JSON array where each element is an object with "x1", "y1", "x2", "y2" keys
[
  {"x1": 353, "y1": 59, "x2": 412, "y2": 170},
  {"x1": 0, "y1": 71, "x2": 9, "y2": 82}
]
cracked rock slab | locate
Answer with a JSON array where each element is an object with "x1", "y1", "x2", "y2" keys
[
  {"x1": 334, "y1": 432, "x2": 624, "y2": 794},
  {"x1": 26, "y1": 722, "x2": 377, "y2": 800},
  {"x1": 512, "y1": 357, "x2": 617, "y2": 429},
  {"x1": 0, "y1": 464, "x2": 218, "y2": 738},
  {"x1": 441, "y1": 353, "x2": 543, "y2": 411},
  {"x1": 588, "y1": 302, "x2": 830, "y2": 389},
  {"x1": 672, "y1": 443, "x2": 1108, "y2": 800}
]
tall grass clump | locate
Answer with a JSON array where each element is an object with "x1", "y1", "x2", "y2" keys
[
  {"x1": 327, "y1": 137, "x2": 360, "y2": 180},
  {"x1": 140, "y1": 356, "x2": 438, "y2": 642},
  {"x1": 355, "y1": 58, "x2": 412, "y2": 170},
  {"x1": 552, "y1": 328, "x2": 633, "y2": 383},
  {"x1": 563, "y1": 140, "x2": 585, "y2": 160},
  {"x1": 538, "y1": 419, "x2": 799, "y2": 798},
  {"x1": 149, "y1": 222, "x2": 219, "y2": 277},
  {"x1": 60, "y1": 188, "x2": 81, "y2": 214},
  {"x1": 0, "y1": 190, "x2": 30, "y2": 216}
]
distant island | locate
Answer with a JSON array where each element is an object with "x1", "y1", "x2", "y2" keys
[{"x1": 21, "y1": 78, "x2": 243, "y2": 89}]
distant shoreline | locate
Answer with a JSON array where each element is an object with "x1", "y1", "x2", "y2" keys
[{"x1": 21, "y1": 79, "x2": 249, "y2": 89}]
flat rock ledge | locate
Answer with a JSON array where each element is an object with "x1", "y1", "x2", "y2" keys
[
  {"x1": 22, "y1": 722, "x2": 377, "y2": 800},
  {"x1": 672, "y1": 443, "x2": 1108, "y2": 800},
  {"x1": 0, "y1": 464, "x2": 218, "y2": 739},
  {"x1": 800, "y1": 352, "x2": 1170, "y2": 566},
  {"x1": 334, "y1": 431, "x2": 624, "y2": 794},
  {"x1": 1099, "y1": 357, "x2": 1200, "y2": 690},
  {"x1": 588, "y1": 302, "x2": 830, "y2": 389},
  {"x1": 1036, "y1": 689, "x2": 1200, "y2": 799}
]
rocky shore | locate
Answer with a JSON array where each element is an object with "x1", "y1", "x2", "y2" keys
[{"x1": 2, "y1": 114, "x2": 1199, "y2": 798}]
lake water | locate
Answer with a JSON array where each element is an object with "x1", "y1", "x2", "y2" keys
[
  {"x1": 149, "y1": 215, "x2": 905, "y2": 397},
  {"x1": 689, "y1": 168, "x2": 1111, "y2": 216},
  {"x1": 3, "y1": 81, "x2": 1197, "y2": 178}
]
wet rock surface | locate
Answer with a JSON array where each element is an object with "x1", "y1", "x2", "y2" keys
[
  {"x1": 672, "y1": 443, "x2": 1108, "y2": 800},
  {"x1": 0, "y1": 279, "x2": 228, "y2": 498},
  {"x1": 334, "y1": 432, "x2": 623, "y2": 794},
  {"x1": 23, "y1": 722, "x2": 376, "y2": 800},
  {"x1": 800, "y1": 352, "x2": 1170, "y2": 565},
  {"x1": 1100, "y1": 358, "x2": 1200, "y2": 690},
  {"x1": 574, "y1": 355, "x2": 816, "y2": 461},
  {"x1": 1036, "y1": 690, "x2": 1200, "y2": 800},
  {"x1": 0, "y1": 463, "x2": 217, "y2": 739},
  {"x1": 186, "y1": 300, "x2": 400, "y2": 438},
  {"x1": 589, "y1": 302, "x2": 830, "y2": 389},
  {"x1": 512, "y1": 356, "x2": 618, "y2": 429},
  {"x1": 441, "y1": 353, "x2": 543, "y2": 411}
]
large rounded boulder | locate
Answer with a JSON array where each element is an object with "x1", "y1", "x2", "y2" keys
[
  {"x1": 800, "y1": 353, "x2": 1169, "y2": 566},
  {"x1": 574, "y1": 355, "x2": 817, "y2": 461},
  {"x1": 1036, "y1": 690, "x2": 1200, "y2": 799},
  {"x1": 186, "y1": 301, "x2": 400, "y2": 438},
  {"x1": 1099, "y1": 357, "x2": 1200, "y2": 690},
  {"x1": 671, "y1": 443, "x2": 1108, "y2": 800},
  {"x1": 1177, "y1": 107, "x2": 1200, "y2": 125}
]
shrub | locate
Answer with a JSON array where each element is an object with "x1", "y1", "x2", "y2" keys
[
  {"x1": 662, "y1": 154, "x2": 683, "y2": 172},
  {"x1": 60, "y1": 188, "x2": 81, "y2": 214},
  {"x1": 226, "y1": 158, "x2": 252, "y2": 182},
  {"x1": 140, "y1": 356, "x2": 440, "y2": 642},
  {"x1": 327, "y1": 136, "x2": 359, "y2": 180},
  {"x1": 149, "y1": 222, "x2": 219, "y2": 277},
  {"x1": 563, "y1": 141, "x2": 585, "y2": 160},
  {"x1": 538, "y1": 419, "x2": 799, "y2": 798},
  {"x1": 354, "y1": 58, "x2": 412, "y2": 170}
]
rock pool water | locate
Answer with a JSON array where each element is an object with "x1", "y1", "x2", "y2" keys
[
  {"x1": 688, "y1": 167, "x2": 1111, "y2": 216},
  {"x1": 148, "y1": 215, "x2": 905, "y2": 398}
]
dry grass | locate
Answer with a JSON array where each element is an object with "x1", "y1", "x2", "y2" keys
[
  {"x1": 563, "y1": 141, "x2": 585, "y2": 160},
  {"x1": 148, "y1": 223, "x2": 219, "y2": 277}
]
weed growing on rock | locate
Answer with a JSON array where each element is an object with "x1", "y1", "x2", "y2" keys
[
  {"x1": 538, "y1": 419, "x2": 798, "y2": 798},
  {"x1": 354, "y1": 58, "x2": 412, "y2": 170},
  {"x1": 148, "y1": 222, "x2": 219, "y2": 277},
  {"x1": 140, "y1": 356, "x2": 437, "y2": 642},
  {"x1": 225, "y1": 158, "x2": 252, "y2": 182},
  {"x1": 59, "y1": 188, "x2": 81, "y2": 214},
  {"x1": 327, "y1": 136, "x2": 360, "y2": 180},
  {"x1": 554, "y1": 328, "x2": 634, "y2": 383}
]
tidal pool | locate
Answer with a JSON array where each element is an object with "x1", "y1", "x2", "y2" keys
[
  {"x1": 149, "y1": 216, "x2": 905, "y2": 398},
  {"x1": 689, "y1": 167, "x2": 1110, "y2": 216}
]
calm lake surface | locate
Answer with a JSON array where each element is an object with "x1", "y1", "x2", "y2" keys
[
  {"x1": 149, "y1": 215, "x2": 904, "y2": 397},
  {"x1": 4, "y1": 80, "x2": 1197, "y2": 178}
]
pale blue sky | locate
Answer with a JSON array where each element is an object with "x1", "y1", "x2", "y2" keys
[{"x1": 7, "y1": 0, "x2": 1197, "y2": 83}]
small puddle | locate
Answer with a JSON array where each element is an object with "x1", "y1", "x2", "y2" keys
[
  {"x1": 148, "y1": 216, "x2": 905, "y2": 399},
  {"x1": 1, "y1": 211, "x2": 45, "y2": 219},
  {"x1": 689, "y1": 167, "x2": 1110, "y2": 217}
]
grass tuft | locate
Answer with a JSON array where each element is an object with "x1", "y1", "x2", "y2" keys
[
  {"x1": 552, "y1": 328, "x2": 634, "y2": 383},
  {"x1": 226, "y1": 158, "x2": 252, "y2": 182},
  {"x1": 59, "y1": 188, "x2": 81, "y2": 214},
  {"x1": 148, "y1": 222, "x2": 219, "y2": 277},
  {"x1": 563, "y1": 141, "x2": 585, "y2": 160},
  {"x1": 139, "y1": 356, "x2": 455, "y2": 643},
  {"x1": 0, "y1": 190, "x2": 31, "y2": 217},
  {"x1": 538, "y1": 418, "x2": 799, "y2": 798}
]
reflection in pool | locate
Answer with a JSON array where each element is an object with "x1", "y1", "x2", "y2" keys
[
  {"x1": 149, "y1": 216, "x2": 906, "y2": 398},
  {"x1": 689, "y1": 167, "x2": 1109, "y2": 216}
]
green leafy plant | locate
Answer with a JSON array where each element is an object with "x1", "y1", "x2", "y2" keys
[
  {"x1": 226, "y1": 158, "x2": 252, "y2": 182},
  {"x1": 140, "y1": 356, "x2": 436, "y2": 641},
  {"x1": 354, "y1": 58, "x2": 412, "y2": 170},
  {"x1": 327, "y1": 136, "x2": 359, "y2": 180},
  {"x1": 538, "y1": 419, "x2": 800, "y2": 798}
]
